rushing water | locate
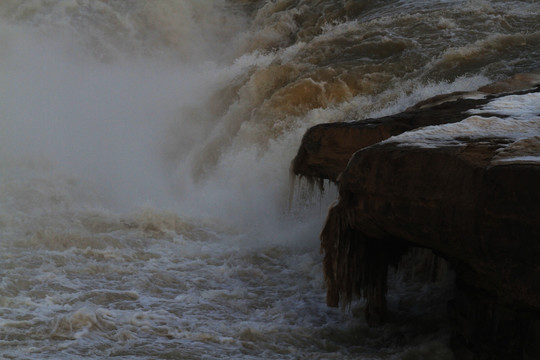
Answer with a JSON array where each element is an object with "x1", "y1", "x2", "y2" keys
[{"x1": 1, "y1": 1, "x2": 539, "y2": 359}]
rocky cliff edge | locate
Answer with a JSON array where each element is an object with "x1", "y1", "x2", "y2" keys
[{"x1": 292, "y1": 73, "x2": 540, "y2": 359}]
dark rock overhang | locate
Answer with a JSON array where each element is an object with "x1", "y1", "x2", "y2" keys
[{"x1": 292, "y1": 73, "x2": 540, "y2": 359}]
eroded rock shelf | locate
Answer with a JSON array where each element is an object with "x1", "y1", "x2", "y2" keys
[{"x1": 293, "y1": 73, "x2": 540, "y2": 359}]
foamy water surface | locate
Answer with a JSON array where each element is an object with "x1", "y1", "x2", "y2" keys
[{"x1": 1, "y1": 0, "x2": 539, "y2": 358}]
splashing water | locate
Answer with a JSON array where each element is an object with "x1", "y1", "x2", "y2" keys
[{"x1": 1, "y1": 0, "x2": 539, "y2": 358}]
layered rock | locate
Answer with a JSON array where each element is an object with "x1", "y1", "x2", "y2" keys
[{"x1": 292, "y1": 73, "x2": 540, "y2": 359}]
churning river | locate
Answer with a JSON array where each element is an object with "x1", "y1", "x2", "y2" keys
[{"x1": 1, "y1": 0, "x2": 539, "y2": 358}]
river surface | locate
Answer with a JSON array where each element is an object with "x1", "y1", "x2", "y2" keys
[{"x1": 1, "y1": 1, "x2": 539, "y2": 358}]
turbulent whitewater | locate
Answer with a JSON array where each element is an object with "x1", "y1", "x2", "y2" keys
[{"x1": 1, "y1": 1, "x2": 539, "y2": 359}]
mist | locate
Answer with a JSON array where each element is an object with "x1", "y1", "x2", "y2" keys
[
  {"x1": 2, "y1": 28, "x2": 198, "y2": 208},
  {"x1": 0, "y1": 2, "x2": 333, "y2": 248}
]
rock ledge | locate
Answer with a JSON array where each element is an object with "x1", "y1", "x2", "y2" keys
[{"x1": 293, "y1": 73, "x2": 540, "y2": 359}]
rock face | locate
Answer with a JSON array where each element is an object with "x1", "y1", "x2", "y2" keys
[{"x1": 292, "y1": 73, "x2": 540, "y2": 359}]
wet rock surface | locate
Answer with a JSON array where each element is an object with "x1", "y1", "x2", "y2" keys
[{"x1": 293, "y1": 73, "x2": 540, "y2": 359}]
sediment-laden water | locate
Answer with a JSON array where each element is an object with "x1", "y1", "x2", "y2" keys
[{"x1": 1, "y1": 1, "x2": 539, "y2": 358}]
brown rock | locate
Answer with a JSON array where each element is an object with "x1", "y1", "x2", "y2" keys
[
  {"x1": 291, "y1": 96, "x2": 494, "y2": 183},
  {"x1": 292, "y1": 74, "x2": 540, "y2": 359}
]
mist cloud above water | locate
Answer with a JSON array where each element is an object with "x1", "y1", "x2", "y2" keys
[
  {"x1": 0, "y1": 1, "x2": 326, "y2": 242},
  {"x1": 0, "y1": 25, "x2": 208, "y2": 210}
]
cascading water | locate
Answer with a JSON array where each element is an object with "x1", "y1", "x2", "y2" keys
[{"x1": 1, "y1": 0, "x2": 539, "y2": 358}]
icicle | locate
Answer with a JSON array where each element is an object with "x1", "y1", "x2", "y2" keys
[{"x1": 320, "y1": 193, "x2": 410, "y2": 325}]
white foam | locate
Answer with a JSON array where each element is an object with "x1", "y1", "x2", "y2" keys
[
  {"x1": 494, "y1": 155, "x2": 540, "y2": 163},
  {"x1": 385, "y1": 92, "x2": 540, "y2": 148},
  {"x1": 469, "y1": 92, "x2": 540, "y2": 119}
]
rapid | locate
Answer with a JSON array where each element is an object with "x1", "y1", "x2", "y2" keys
[{"x1": 1, "y1": 0, "x2": 539, "y2": 358}]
